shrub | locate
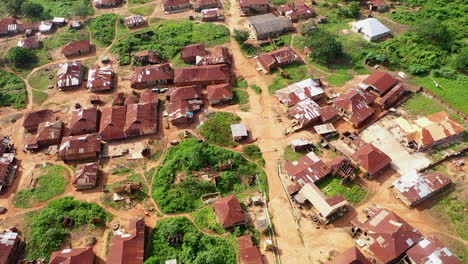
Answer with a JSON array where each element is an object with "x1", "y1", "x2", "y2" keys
[
  {"x1": 89, "y1": 14, "x2": 119, "y2": 46},
  {"x1": 250, "y1": 84, "x2": 262, "y2": 94},
  {"x1": 242, "y1": 145, "x2": 265, "y2": 166},
  {"x1": 200, "y1": 112, "x2": 241, "y2": 147},
  {"x1": 304, "y1": 29, "x2": 342, "y2": 64},
  {"x1": 21, "y1": 2, "x2": 44, "y2": 18},
  {"x1": 233, "y1": 29, "x2": 249, "y2": 44},
  {"x1": 0, "y1": 70, "x2": 27, "y2": 108},
  {"x1": 7, "y1": 46, "x2": 37, "y2": 69},
  {"x1": 431, "y1": 68, "x2": 457, "y2": 79}
]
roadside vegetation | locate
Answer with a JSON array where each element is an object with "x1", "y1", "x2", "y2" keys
[
  {"x1": 268, "y1": 64, "x2": 311, "y2": 93},
  {"x1": 129, "y1": 5, "x2": 155, "y2": 16},
  {"x1": 2, "y1": 0, "x2": 94, "y2": 20},
  {"x1": 101, "y1": 173, "x2": 148, "y2": 210},
  {"x1": 145, "y1": 216, "x2": 236, "y2": 264},
  {"x1": 316, "y1": 177, "x2": 367, "y2": 204},
  {"x1": 243, "y1": 145, "x2": 265, "y2": 166},
  {"x1": 89, "y1": 14, "x2": 120, "y2": 47},
  {"x1": 200, "y1": 112, "x2": 241, "y2": 147},
  {"x1": 0, "y1": 70, "x2": 27, "y2": 109},
  {"x1": 13, "y1": 165, "x2": 69, "y2": 208},
  {"x1": 128, "y1": 0, "x2": 154, "y2": 6},
  {"x1": 23, "y1": 197, "x2": 108, "y2": 260},
  {"x1": 152, "y1": 138, "x2": 268, "y2": 213},
  {"x1": 192, "y1": 206, "x2": 225, "y2": 234},
  {"x1": 283, "y1": 145, "x2": 306, "y2": 162}
]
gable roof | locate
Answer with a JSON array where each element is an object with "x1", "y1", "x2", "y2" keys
[
  {"x1": 70, "y1": 108, "x2": 98, "y2": 136},
  {"x1": 285, "y1": 152, "x2": 331, "y2": 185},
  {"x1": 99, "y1": 106, "x2": 127, "y2": 141},
  {"x1": 239, "y1": 0, "x2": 270, "y2": 7},
  {"x1": 132, "y1": 64, "x2": 174, "y2": 84},
  {"x1": 23, "y1": 109, "x2": 52, "y2": 130},
  {"x1": 237, "y1": 235, "x2": 263, "y2": 264},
  {"x1": 287, "y1": 98, "x2": 321, "y2": 127},
  {"x1": 72, "y1": 162, "x2": 99, "y2": 188},
  {"x1": 352, "y1": 18, "x2": 391, "y2": 38},
  {"x1": 257, "y1": 47, "x2": 300, "y2": 71},
  {"x1": 174, "y1": 64, "x2": 231, "y2": 84},
  {"x1": 351, "y1": 143, "x2": 391, "y2": 175},
  {"x1": 207, "y1": 83, "x2": 233, "y2": 102},
  {"x1": 248, "y1": 14, "x2": 293, "y2": 37},
  {"x1": 213, "y1": 195, "x2": 246, "y2": 228},
  {"x1": 50, "y1": 248, "x2": 95, "y2": 264},
  {"x1": 169, "y1": 85, "x2": 203, "y2": 102},
  {"x1": 87, "y1": 66, "x2": 113, "y2": 92},
  {"x1": 59, "y1": 134, "x2": 101, "y2": 159},
  {"x1": 124, "y1": 103, "x2": 158, "y2": 136},
  {"x1": 168, "y1": 100, "x2": 194, "y2": 121},
  {"x1": 57, "y1": 61, "x2": 83, "y2": 88},
  {"x1": 329, "y1": 246, "x2": 371, "y2": 264},
  {"x1": 61, "y1": 40, "x2": 91, "y2": 56},
  {"x1": 196, "y1": 46, "x2": 232, "y2": 66},
  {"x1": 107, "y1": 218, "x2": 145, "y2": 264},
  {"x1": 298, "y1": 183, "x2": 348, "y2": 218},
  {"x1": 139, "y1": 90, "x2": 158, "y2": 104},
  {"x1": 333, "y1": 88, "x2": 375, "y2": 126},
  {"x1": 362, "y1": 72, "x2": 398, "y2": 95},
  {"x1": 35, "y1": 121, "x2": 63, "y2": 143},
  {"x1": 0, "y1": 231, "x2": 19, "y2": 264},
  {"x1": 181, "y1": 43, "x2": 207, "y2": 59},
  {"x1": 275, "y1": 78, "x2": 324, "y2": 107},
  {"x1": 406, "y1": 236, "x2": 461, "y2": 264}
]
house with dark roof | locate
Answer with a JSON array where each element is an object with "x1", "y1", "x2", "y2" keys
[
  {"x1": 162, "y1": 0, "x2": 191, "y2": 12},
  {"x1": 0, "y1": 151, "x2": 18, "y2": 193},
  {"x1": 285, "y1": 152, "x2": 331, "y2": 185},
  {"x1": 237, "y1": 234, "x2": 264, "y2": 264},
  {"x1": 72, "y1": 162, "x2": 99, "y2": 190},
  {"x1": 351, "y1": 204, "x2": 423, "y2": 264},
  {"x1": 99, "y1": 106, "x2": 127, "y2": 141},
  {"x1": 139, "y1": 89, "x2": 158, "y2": 104},
  {"x1": 125, "y1": 15, "x2": 146, "y2": 28},
  {"x1": 134, "y1": 50, "x2": 163, "y2": 65},
  {"x1": 257, "y1": 47, "x2": 301, "y2": 72},
  {"x1": 392, "y1": 170, "x2": 451, "y2": 207},
  {"x1": 59, "y1": 133, "x2": 102, "y2": 161},
  {"x1": 196, "y1": 46, "x2": 232, "y2": 66},
  {"x1": 107, "y1": 218, "x2": 145, "y2": 264},
  {"x1": 49, "y1": 248, "x2": 95, "y2": 264},
  {"x1": 131, "y1": 64, "x2": 174, "y2": 89},
  {"x1": 213, "y1": 195, "x2": 247, "y2": 229},
  {"x1": 207, "y1": 83, "x2": 233, "y2": 105},
  {"x1": 70, "y1": 108, "x2": 99, "y2": 136},
  {"x1": 93, "y1": 0, "x2": 123, "y2": 8},
  {"x1": 195, "y1": 0, "x2": 219, "y2": 11},
  {"x1": 23, "y1": 109, "x2": 52, "y2": 132},
  {"x1": 124, "y1": 102, "x2": 158, "y2": 137},
  {"x1": 404, "y1": 236, "x2": 461, "y2": 264},
  {"x1": 174, "y1": 64, "x2": 231, "y2": 86},
  {"x1": 87, "y1": 66, "x2": 114, "y2": 92},
  {"x1": 328, "y1": 246, "x2": 371, "y2": 264},
  {"x1": 61, "y1": 40, "x2": 91, "y2": 58},
  {"x1": 168, "y1": 100, "x2": 195, "y2": 125},
  {"x1": 360, "y1": 72, "x2": 399, "y2": 96},
  {"x1": 368, "y1": 0, "x2": 389, "y2": 12},
  {"x1": 181, "y1": 43, "x2": 207, "y2": 63},
  {"x1": 277, "y1": 1, "x2": 315, "y2": 22},
  {"x1": 202, "y1": 8, "x2": 223, "y2": 22},
  {"x1": 239, "y1": 0, "x2": 270, "y2": 15},
  {"x1": 57, "y1": 61, "x2": 84, "y2": 90},
  {"x1": 319, "y1": 106, "x2": 340, "y2": 123},
  {"x1": 377, "y1": 83, "x2": 408, "y2": 109},
  {"x1": 25, "y1": 121, "x2": 63, "y2": 150},
  {"x1": 18, "y1": 35, "x2": 40, "y2": 49},
  {"x1": 351, "y1": 143, "x2": 391, "y2": 178},
  {"x1": 248, "y1": 14, "x2": 293, "y2": 40},
  {"x1": 169, "y1": 85, "x2": 203, "y2": 102},
  {"x1": 333, "y1": 88, "x2": 376, "y2": 128},
  {"x1": 0, "y1": 231, "x2": 20, "y2": 264}
]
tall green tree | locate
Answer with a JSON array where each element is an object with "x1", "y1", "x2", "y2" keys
[
  {"x1": 72, "y1": 2, "x2": 90, "y2": 18},
  {"x1": 233, "y1": 29, "x2": 249, "y2": 44},
  {"x1": 414, "y1": 19, "x2": 452, "y2": 49},
  {"x1": 7, "y1": 47, "x2": 37, "y2": 68},
  {"x1": 304, "y1": 29, "x2": 343, "y2": 64},
  {"x1": 21, "y1": 2, "x2": 44, "y2": 18},
  {"x1": 5, "y1": 0, "x2": 24, "y2": 16}
]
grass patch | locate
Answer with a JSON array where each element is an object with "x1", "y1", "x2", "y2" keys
[
  {"x1": 432, "y1": 190, "x2": 468, "y2": 240},
  {"x1": 243, "y1": 145, "x2": 265, "y2": 166},
  {"x1": 428, "y1": 133, "x2": 468, "y2": 162},
  {"x1": 268, "y1": 63, "x2": 312, "y2": 93},
  {"x1": 0, "y1": 70, "x2": 27, "y2": 109},
  {"x1": 101, "y1": 173, "x2": 148, "y2": 210},
  {"x1": 250, "y1": 84, "x2": 262, "y2": 94},
  {"x1": 327, "y1": 74, "x2": 353, "y2": 86},
  {"x1": 200, "y1": 112, "x2": 241, "y2": 147},
  {"x1": 144, "y1": 168, "x2": 156, "y2": 182},
  {"x1": 129, "y1": 5, "x2": 155, "y2": 16},
  {"x1": 283, "y1": 145, "x2": 306, "y2": 162},
  {"x1": 402, "y1": 93, "x2": 465, "y2": 123},
  {"x1": 29, "y1": 0, "x2": 94, "y2": 18},
  {"x1": 233, "y1": 88, "x2": 249, "y2": 105},
  {"x1": 32, "y1": 90, "x2": 48, "y2": 106},
  {"x1": 110, "y1": 167, "x2": 133, "y2": 175},
  {"x1": 129, "y1": 0, "x2": 154, "y2": 6},
  {"x1": 89, "y1": 14, "x2": 119, "y2": 47},
  {"x1": 29, "y1": 68, "x2": 56, "y2": 91},
  {"x1": 192, "y1": 206, "x2": 225, "y2": 234},
  {"x1": 292, "y1": 35, "x2": 305, "y2": 50},
  {"x1": 316, "y1": 177, "x2": 367, "y2": 204},
  {"x1": 13, "y1": 165, "x2": 69, "y2": 208}
]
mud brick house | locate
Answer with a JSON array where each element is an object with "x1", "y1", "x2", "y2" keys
[
  {"x1": 395, "y1": 111, "x2": 465, "y2": 151},
  {"x1": 287, "y1": 98, "x2": 322, "y2": 128},
  {"x1": 17, "y1": 35, "x2": 40, "y2": 49},
  {"x1": 124, "y1": 102, "x2": 158, "y2": 137},
  {"x1": 162, "y1": 0, "x2": 191, "y2": 12},
  {"x1": 49, "y1": 248, "x2": 95, "y2": 264},
  {"x1": 181, "y1": 43, "x2": 207, "y2": 63},
  {"x1": 351, "y1": 143, "x2": 391, "y2": 178},
  {"x1": 72, "y1": 162, "x2": 99, "y2": 190},
  {"x1": 168, "y1": 100, "x2": 195, "y2": 125},
  {"x1": 296, "y1": 183, "x2": 348, "y2": 223},
  {"x1": 333, "y1": 88, "x2": 376, "y2": 128},
  {"x1": 25, "y1": 121, "x2": 63, "y2": 150},
  {"x1": 57, "y1": 61, "x2": 84, "y2": 90},
  {"x1": 99, "y1": 106, "x2": 127, "y2": 141},
  {"x1": 207, "y1": 83, "x2": 233, "y2": 105},
  {"x1": 404, "y1": 236, "x2": 462, "y2": 264},
  {"x1": 93, "y1": 0, "x2": 123, "y2": 8},
  {"x1": 87, "y1": 66, "x2": 114, "y2": 92},
  {"x1": 392, "y1": 170, "x2": 451, "y2": 207},
  {"x1": 125, "y1": 15, "x2": 146, "y2": 28},
  {"x1": 169, "y1": 85, "x2": 203, "y2": 102},
  {"x1": 213, "y1": 195, "x2": 246, "y2": 229},
  {"x1": 59, "y1": 133, "x2": 102, "y2": 161},
  {"x1": 239, "y1": 0, "x2": 270, "y2": 15},
  {"x1": 0, "y1": 138, "x2": 18, "y2": 192},
  {"x1": 61, "y1": 40, "x2": 91, "y2": 58},
  {"x1": 174, "y1": 64, "x2": 231, "y2": 86},
  {"x1": 196, "y1": 46, "x2": 232, "y2": 66},
  {"x1": 285, "y1": 151, "x2": 330, "y2": 185},
  {"x1": 23, "y1": 109, "x2": 52, "y2": 132},
  {"x1": 237, "y1": 234, "x2": 264, "y2": 264},
  {"x1": 275, "y1": 78, "x2": 325, "y2": 107},
  {"x1": 329, "y1": 246, "x2": 371, "y2": 264},
  {"x1": 257, "y1": 47, "x2": 301, "y2": 72},
  {"x1": 195, "y1": 0, "x2": 219, "y2": 11},
  {"x1": 131, "y1": 64, "x2": 174, "y2": 89},
  {"x1": 248, "y1": 14, "x2": 293, "y2": 40},
  {"x1": 360, "y1": 72, "x2": 399, "y2": 96},
  {"x1": 134, "y1": 50, "x2": 163, "y2": 65},
  {"x1": 70, "y1": 108, "x2": 99, "y2": 136},
  {"x1": 0, "y1": 230, "x2": 21, "y2": 264},
  {"x1": 107, "y1": 218, "x2": 145, "y2": 264},
  {"x1": 351, "y1": 204, "x2": 423, "y2": 264},
  {"x1": 277, "y1": 1, "x2": 315, "y2": 22},
  {"x1": 377, "y1": 83, "x2": 408, "y2": 109},
  {"x1": 202, "y1": 8, "x2": 223, "y2": 22}
]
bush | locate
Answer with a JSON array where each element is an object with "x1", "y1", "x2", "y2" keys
[
  {"x1": 21, "y1": 2, "x2": 44, "y2": 18},
  {"x1": 450, "y1": 49, "x2": 468, "y2": 74},
  {"x1": 192, "y1": 206, "x2": 225, "y2": 234},
  {"x1": 89, "y1": 14, "x2": 119, "y2": 46},
  {"x1": 250, "y1": 84, "x2": 262, "y2": 94},
  {"x1": 24, "y1": 197, "x2": 107, "y2": 260},
  {"x1": 7, "y1": 46, "x2": 37, "y2": 69},
  {"x1": 200, "y1": 112, "x2": 241, "y2": 147},
  {"x1": 304, "y1": 29, "x2": 342, "y2": 64},
  {"x1": 242, "y1": 145, "x2": 265, "y2": 166},
  {"x1": 431, "y1": 68, "x2": 457, "y2": 79},
  {"x1": 233, "y1": 29, "x2": 249, "y2": 44},
  {"x1": 0, "y1": 70, "x2": 27, "y2": 108}
]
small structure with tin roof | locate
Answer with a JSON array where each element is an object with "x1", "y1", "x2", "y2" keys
[
  {"x1": 256, "y1": 47, "x2": 300, "y2": 72},
  {"x1": 49, "y1": 248, "x2": 95, "y2": 264},
  {"x1": 214, "y1": 195, "x2": 246, "y2": 229},
  {"x1": 237, "y1": 234, "x2": 264, "y2": 264},
  {"x1": 87, "y1": 66, "x2": 114, "y2": 92},
  {"x1": 131, "y1": 64, "x2": 174, "y2": 89},
  {"x1": 169, "y1": 85, "x2": 203, "y2": 102},
  {"x1": 107, "y1": 218, "x2": 145, "y2": 264},
  {"x1": 168, "y1": 100, "x2": 195, "y2": 125},
  {"x1": 202, "y1": 8, "x2": 223, "y2": 22},
  {"x1": 181, "y1": 43, "x2": 207, "y2": 63},
  {"x1": 328, "y1": 246, "x2": 371, "y2": 264},
  {"x1": 0, "y1": 230, "x2": 21, "y2": 264},
  {"x1": 124, "y1": 102, "x2": 158, "y2": 137},
  {"x1": 377, "y1": 83, "x2": 408, "y2": 109},
  {"x1": 275, "y1": 78, "x2": 325, "y2": 107},
  {"x1": 351, "y1": 18, "x2": 391, "y2": 42},
  {"x1": 57, "y1": 61, "x2": 84, "y2": 90},
  {"x1": 125, "y1": 15, "x2": 146, "y2": 28},
  {"x1": 61, "y1": 40, "x2": 91, "y2": 58},
  {"x1": 248, "y1": 13, "x2": 293, "y2": 40},
  {"x1": 230, "y1": 123, "x2": 249, "y2": 141},
  {"x1": 318, "y1": 106, "x2": 340, "y2": 123},
  {"x1": 26, "y1": 120, "x2": 63, "y2": 150},
  {"x1": 287, "y1": 98, "x2": 322, "y2": 129},
  {"x1": 18, "y1": 35, "x2": 40, "y2": 49},
  {"x1": 360, "y1": 72, "x2": 399, "y2": 96},
  {"x1": 368, "y1": 0, "x2": 389, "y2": 12},
  {"x1": 99, "y1": 106, "x2": 127, "y2": 141},
  {"x1": 404, "y1": 236, "x2": 461, "y2": 264},
  {"x1": 59, "y1": 133, "x2": 102, "y2": 161},
  {"x1": 196, "y1": 46, "x2": 232, "y2": 66},
  {"x1": 195, "y1": 0, "x2": 219, "y2": 11},
  {"x1": 392, "y1": 170, "x2": 451, "y2": 207},
  {"x1": 333, "y1": 88, "x2": 376, "y2": 128},
  {"x1": 239, "y1": 0, "x2": 270, "y2": 15},
  {"x1": 70, "y1": 108, "x2": 98, "y2": 136},
  {"x1": 23, "y1": 109, "x2": 52, "y2": 132},
  {"x1": 174, "y1": 64, "x2": 231, "y2": 86},
  {"x1": 314, "y1": 123, "x2": 336, "y2": 137},
  {"x1": 162, "y1": 0, "x2": 191, "y2": 13},
  {"x1": 277, "y1": 1, "x2": 315, "y2": 22},
  {"x1": 285, "y1": 152, "x2": 331, "y2": 185},
  {"x1": 134, "y1": 50, "x2": 163, "y2": 65},
  {"x1": 351, "y1": 143, "x2": 391, "y2": 178},
  {"x1": 72, "y1": 162, "x2": 99, "y2": 190},
  {"x1": 207, "y1": 83, "x2": 233, "y2": 105}
]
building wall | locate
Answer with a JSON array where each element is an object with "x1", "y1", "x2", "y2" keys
[{"x1": 164, "y1": 3, "x2": 191, "y2": 12}]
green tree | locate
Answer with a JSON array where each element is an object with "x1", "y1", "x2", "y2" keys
[
  {"x1": 414, "y1": 19, "x2": 451, "y2": 49},
  {"x1": 7, "y1": 47, "x2": 37, "y2": 68},
  {"x1": 21, "y1": 2, "x2": 44, "y2": 18},
  {"x1": 450, "y1": 49, "x2": 468, "y2": 74},
  {"x1": 5, "y1": 0, "x2": 24, "y2": 16},
  {"x1": 233, "y1": 29, "x2": 249, "y2": 44},
  {"x1": 304, "y1": 29, "x2": 343, "y2": 64},
  {"x1": 347, "y1": 1, "x2": 361, "y2": 18},
  {"x1": 72, "y1": 2, "x2": 90, "y2": 18}
]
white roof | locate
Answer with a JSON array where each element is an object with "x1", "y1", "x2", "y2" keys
[
  {"x1": 230, "y1": 123, "x2": 248, "y2": 137},
  {"x1": 298, "y1": 183, "x2": 348, "y2": 218},
  {"x1": 352, "y1": 18, "x2": 391, "y2": 38}
]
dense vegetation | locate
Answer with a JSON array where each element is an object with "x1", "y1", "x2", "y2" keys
[
  {"x1": 111, "y1": 21, "x2": 230, "y2": 65},
  {"x1": 145, "y1": 217, "x2": 236, "y2": 264},
  {"x1": 24, "y1": 197, "x2": 108, "y2": 260},
  {"x1": 89, "y1": 14, "x2": 119, "y2": 47},
  {"x1": 152, "y1": 138, "x2": 268, "y2": 213},
  {"x1": 200, "y1": 112, "x2": 241, "y2": 147},
  {"x1": 242, "y1": 145, "x2": 265, "y2": 166},
  {"x1": 7, "y1": 47, "x2": 37, "y2": 69},
  {"x1": 2, "y1": 0, "x2": 93, "y2": 19},
  {"x1": 0, "y1": 70, "x2": 27, "y2": 108},
  {"x1": 14, "y1": 165, "x2": 69, "y2": 208},
  {"x1": 304, "y1": 29, "x2": 343, "y2": 65},
  {"x1": 192, "y1": 206, "x2": 225, "y2": 234}
]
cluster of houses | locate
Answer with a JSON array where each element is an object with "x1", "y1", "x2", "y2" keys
[
  {"x1": 0, "y1": 137, "x2": 18, "y2": 193},
  {"x1": 0, "y1": 217, "x2": 145, "y2": 264}
]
